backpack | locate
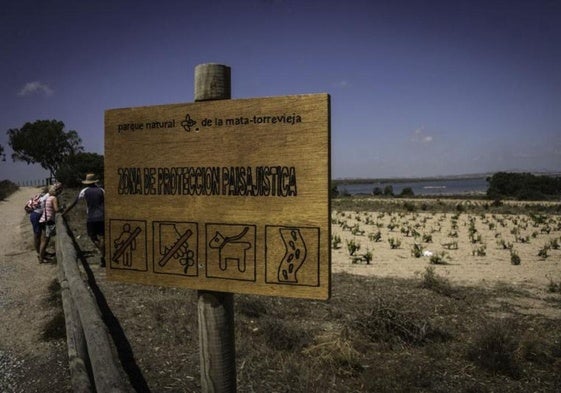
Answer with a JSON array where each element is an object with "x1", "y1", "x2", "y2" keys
[{"x1": 24, "y1": 193, "x2": 44, "y2": 214}]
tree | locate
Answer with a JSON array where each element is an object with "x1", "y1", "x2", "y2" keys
[
  {"x1": 487, "y1": 172, "x2": 561, "y2": 200},
  {"x1": 7, "y1": 120, "x2": 83, "y2": 178},
  {"x1": 383, "y1": 184, "x2": 394, "y2": 196},
  {"x1": 0, "y1": 144, "x2": 5, "y2": 162},
  {"x1": 399, "y1": 187, "x2": 415, "y2": 197},
  {"x1": 55, "y1": 152, "x2": 104, "y2": 187},
  {"x1": 331, "y1": 185, "x2": 340, "y2": 198}
]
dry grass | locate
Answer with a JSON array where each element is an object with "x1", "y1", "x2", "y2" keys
[
  {"x1": 57, "y1": 190, "x2": 561, "y2": 392},
  {"x1": 40, "y1": 279, "x2": 66, "y2": 341}
]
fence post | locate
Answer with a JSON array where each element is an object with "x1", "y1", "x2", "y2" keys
[{"x1": 194, "y1": 63, "x2": 237, "y2": 393}]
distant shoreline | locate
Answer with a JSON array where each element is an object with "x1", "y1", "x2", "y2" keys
[
  {"x1": 332, "y1": 171, "x2": 561, "y2": 186},
  {"x1": 332, "y1": 174, "x2": 489, "y2": 186}
]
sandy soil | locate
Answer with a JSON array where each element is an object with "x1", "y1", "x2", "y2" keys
[
  {"x1": 332, "y1": 209, "x2": 561, "y2": 285},
  {"x1": 331, "y1": 208, "x2": 561, "y2": 318},
  {"x1": 0, "y1": 187, "x2": 71, "y2": 392}
]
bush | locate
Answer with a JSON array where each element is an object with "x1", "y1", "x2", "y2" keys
[
  {"x1": 403, "y1": 201, "x2": 416, "y2": 212},
  {"x1": 411, "y1": 243, "x2": 423, "y2": 258},
  {"x1": 352, "y1": 298, "x2": 450, "y2": 347},
  {"x1": 331, "y1": 234, "x2": 342, "y2": 249},
  {"x1": 0, "y1": 180, "x2": 18, "y2": 201},
  {"x1": 388, "y1": 237, "x2": 401, "y2": 249},
  {"x1": 419, "y1": 266, "x2": 455, "y2": 297},
  {"x1": 510, "y1": 250, "x2": 521, "y2": 265},
  {"x1": 346, "y1": 239, "x2": 360, "y2": 255},
  {"x1": 399, "y1": 187, "x2": 415, "y2": 197},
  {"x1": 383, "y1": 185, "x2": 394, "y2": 196},
  {"x1": 368, "y1": 231, "x2": 382, "y2": 242},
  {"x1": 430, "y1": 252, "x2": 449, "y2": 265},
  {"x1": 538, "y1": 244, "x2": 550, "y2": 259},
  {"x1": 363, "y1": 250, "x2": 373, "y2": 264},
  {"x1": 467, "y1": 319, "x2": 521, "y2": 379}
]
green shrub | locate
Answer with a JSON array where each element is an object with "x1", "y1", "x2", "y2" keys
[
  {"x1": 538, "y1": 244, "x2": 550, "y2": 259},
  {"x1": 331, "y1": 234, "x2": 342, "y2": 249},
  {"x1": 442, "y1": 241, "x2": 458, "y2": 250},
  {"x1": 400, "y1": 187, "x2": 415, "y2": 198},
  {"x1": 402, "y1": 201, "x2": 416, "y2": 211},
  {"x1": 498, "y1": 239, "x2": 513, "y2": 250},
  {"x1": 419, "y1": 266, "x2": 455, "y2": 297},
  {"x1": 368, "y1": 231, "x2": 382, "y2": 242},
  {"x1": 388, "y1": 237, "x2": 401, "y2": 249},
  {"x1": 346, "y1": 239, "x2": 360, "y2": 256},
  {"x1": 363, "y1": 250, "x2": 373, "y2": 264},
  {"x1": 411, "y1": 243, "x2": 423, "y2": 258},
  {"x1": 430, "y1": 252, "x2": 449, "y2": 265},
  {"x1": 510, "y1": 250, "x2": 521, "y2": 265},
  {"x1": 472, "y1": 245, "x2": 487, "y2": 256}
]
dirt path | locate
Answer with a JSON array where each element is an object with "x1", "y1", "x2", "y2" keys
[{"x1": 0, "y1": 187, "x2": 71, "y2": 392}]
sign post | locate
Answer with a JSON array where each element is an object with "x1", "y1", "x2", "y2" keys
[
  {"x1": 104, "y1": 63, "x2": 331, "y2": 392},
  {"x1": 194, "y1": 63, "x2": 236, "y2": 393}
]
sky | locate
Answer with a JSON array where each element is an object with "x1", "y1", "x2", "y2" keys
[{"x1": 1, "y1": 0, "x2": 560, "y2": 183}]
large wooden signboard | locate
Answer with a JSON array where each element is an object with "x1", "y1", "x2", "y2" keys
[{"x1": 104, "y1": 94, "x2": 330, "y2": 299}]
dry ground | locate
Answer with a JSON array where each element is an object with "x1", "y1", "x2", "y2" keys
[
  {"x1": 0, "y1": 187, "x2": 71, "y2": 392},
  {"x1": 1, "y1": 187, "x2": 561, "y2": 392},
  {"x1": 331, "y1": 204, "x2": 561, "y2": 319}
]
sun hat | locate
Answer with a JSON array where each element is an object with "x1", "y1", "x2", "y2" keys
[{"x1": 82, "y1": 173, "x2": 99, "y2": 185}]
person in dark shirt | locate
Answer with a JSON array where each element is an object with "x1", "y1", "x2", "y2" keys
[{"x1": 64, "y1": 173, "x2": 105, "y2": 267}]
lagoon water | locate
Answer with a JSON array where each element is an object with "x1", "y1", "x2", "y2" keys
[{"x1": 338, "y1": 177, "x2": 489, "y2": 196}]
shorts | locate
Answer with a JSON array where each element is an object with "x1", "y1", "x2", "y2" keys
[
  {"x1": 30, "y1": 211, "x2": 43, "y2": 235},
  {"x1": 87, "y1": 221, "x2": 105, "y2": 241}
]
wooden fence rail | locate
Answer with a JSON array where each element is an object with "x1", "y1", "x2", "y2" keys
[{"x1": 55, "y1": 215, "x2": 135, "y2": 393}]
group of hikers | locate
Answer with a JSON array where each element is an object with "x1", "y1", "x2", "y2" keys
[{"x1": 26, "y1": 173, "x2": 105, "y2": 266}]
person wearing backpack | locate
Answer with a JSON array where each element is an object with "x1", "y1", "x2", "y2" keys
[
  {"x1": 26, "y1": 185, "x2": 49, "y2": 258},
  {"x1": 38, "y1": 183, "x2": 63, "y2": 263}
]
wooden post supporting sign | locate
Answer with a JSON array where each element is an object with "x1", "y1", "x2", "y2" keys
[{"x1": 194, "y1": 63, "x2": 237, "y2": 393}]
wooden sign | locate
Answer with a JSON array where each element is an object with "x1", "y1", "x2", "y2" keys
[{"x1": 104, "y1": 94, "x2": 330, "y2": 299}]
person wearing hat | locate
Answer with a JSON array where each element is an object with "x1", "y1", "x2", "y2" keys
[{"x1": 64, "y1": 173, "x2": 106, "y2": 267}]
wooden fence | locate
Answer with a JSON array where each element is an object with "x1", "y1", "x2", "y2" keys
[
  {"x1": 55, "y1": 215, "x2": 135, "y2": 393},
  {"x1": 17, "y1": 178, "x2": 54, "y2": 187}
]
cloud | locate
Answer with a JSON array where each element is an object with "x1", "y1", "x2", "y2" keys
[
  {"x1": 332, "y1": 80, "x2": 349, "y2": 88},
  {"x1": 17, "y1": 81, "x2": 54, "y2": 97},
  {"x1": 410, "y1": 127, "x2": 434, "y2": 144}
]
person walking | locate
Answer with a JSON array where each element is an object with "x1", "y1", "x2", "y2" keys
[
  {"x1": 26, "y1": 185, "x2": 49, "y2": 259},
  {"x1": 64, "y1": 173, "x2": 105, "y2": 267},
  {"x1": 38, "y1": 183, "x2": 63, "y2": 263}
]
